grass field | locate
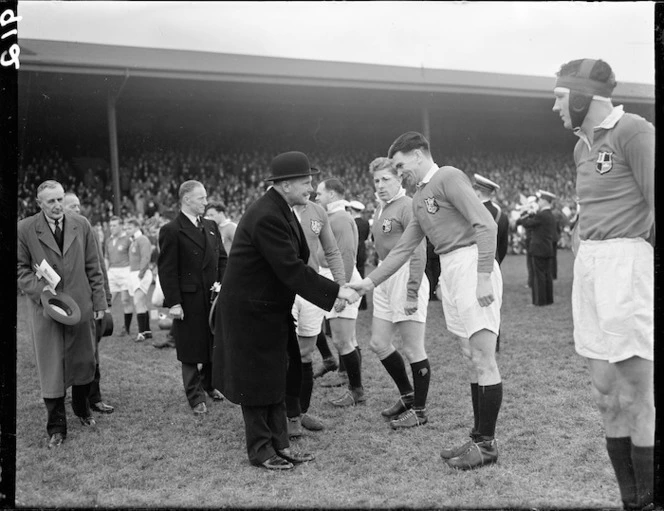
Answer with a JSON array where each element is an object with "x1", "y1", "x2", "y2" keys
[{"x1": 15, "y1": 250, "x2": 624, "y2": 509}]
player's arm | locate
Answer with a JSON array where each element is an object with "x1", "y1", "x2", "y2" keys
[
  {"x1": 624, "y1": 126, "x2": 655, "y2": 215},
  {"x1": 319, "y1": 215, "x2": 346, "y2": 286},
  {"x1": 402, "y1": 204, "x2": 426, "y2": 306}
]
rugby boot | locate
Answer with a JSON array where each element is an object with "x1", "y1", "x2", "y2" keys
[
  {"x1": 329, "y1": 387, "x2": 366, "y2": 407},
  {"x1": 390, "y1": 407, "x2": 427, "y2": 430},
  {"x1": 440, "y1": 430, "x2": 480, "y2": 460},
  {"x1": 320, "y1": 371, "x2": 348, "y2": 388},
  {"x1": 288, "y1": 416, "x2": 303, "y2": 439},
  {"x1": 313, "y1": 357, "x2": 338, "y2": 378},
  {"x1": 445, "y1": 438, "x2": 498, "y2": 470},
  {"x1": 301, "y1": 413, "x2": 325, "y2": 431},
  {"x1": 381, "y1": 393, "x2": 414, "y2": 420}
]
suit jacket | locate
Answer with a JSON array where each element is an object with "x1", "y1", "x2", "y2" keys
[
  {"x1": 212, "y1": 187, "x2": 339, "y2": 406},
  {"x1": 158, "y1": 212, "x2": 227, "y2": 364},
  {"x1": 517, "y1": 209, "x2": 558, "y2": 258},
  {"x1": 17, "y1": 212, "x2": 106, "y2": 397},
  {"x1": 482, "y1": 200, "x2": 509, "y2": 265}
]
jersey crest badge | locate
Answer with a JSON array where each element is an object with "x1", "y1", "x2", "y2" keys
[
  {"x1": 424, "y1": 197, "x2": 439, "y2": 214},
  {"x1": 310, "y1": 219, "x2": 323, "y2": 235},
  {"x1": 596, "y1": 152, "x2": 613, "y2": 174},
  {"x1": 382, "y1": 218, "x2": 392, "y2": 233}
]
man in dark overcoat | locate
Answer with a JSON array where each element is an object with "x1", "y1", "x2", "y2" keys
[
  {"x1": 158, "y1": 180, "x2": 227, "y2": 415},
  {"x1": 17, "y1": 180, "x2": 107, "y2": 449},
  {"x1": 516, "y1": 190, "x2": 558, "y2": 306},
  {"x1": 212, "y1": 151, "x2": 359, "y2": 470}
]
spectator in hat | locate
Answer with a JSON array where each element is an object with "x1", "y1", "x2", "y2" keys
[
  {"x1": 17, "y1": 180, "x2": 107, "y2": 449},
  {"x1": 348, "y1": 200, "x2": 370, "y2": 311},
  {"x1": 516, "y1": 190, "x2": 558, "y2": 306}
]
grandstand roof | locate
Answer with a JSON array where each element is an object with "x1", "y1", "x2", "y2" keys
[{"x1": 19, "y1": 39, "x2": 654, "y2": 103}]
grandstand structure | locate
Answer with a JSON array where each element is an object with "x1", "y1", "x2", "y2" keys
[{"x1": 18, "y1": 39, "x2": 655, "y2": 214}]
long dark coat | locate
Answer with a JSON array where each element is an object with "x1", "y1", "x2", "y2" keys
[
  {"x1": 158, "y1": 213, "x2": 227, "y2": 364},
  {"x1": 517, "y1": 209, "x2": 558, "y2": 258},
  {"x1": 17, "y1": 212, "x2": 107, "y2": 398},
  {"x1": 212, "y1": 188, "x2": 339, "y2": 406},
  {"x1": 483, "y1": 200, "x2": 509, "y2": 265}
]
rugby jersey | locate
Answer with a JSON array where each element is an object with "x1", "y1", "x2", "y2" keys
[
  {"x1": 372, "y1": 191, "x2": 426, "y2": 302},
  {"x1": 106, "y1": 234, "x2": 131, "y2": 268},
  {"x1": 370, "y1": 163, "x2": 497, "y2": 287},
  {"x1": 573, "y1": 106, "x2": 654, "y2": 241},
  {"x1": 317, "y1": 200, "x2": 358, "y2": 283},
  {"x1": 129, "y1": 230, "x2": 152, "y2": 272}
]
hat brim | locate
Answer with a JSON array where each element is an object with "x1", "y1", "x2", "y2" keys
[
  {"x1": 40, "y1": 291, "x2": 82, "y2": 325},
  {"x1": 97, "y1": 313, "x2": 114, "y2": 337},
  {"x1": 264, "y1": 167, "x2": 320, "y2": 182}
]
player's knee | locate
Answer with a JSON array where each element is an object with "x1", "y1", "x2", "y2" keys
[
  {"x1": 591, "y1": 385, "x2": 620, "y2": 418},
  {"x1": 368, "y1": 336, "x2": 392, "y2": 358},
  {"x1": 401, "y1": 344, "x2": 426, "y2": 364}
]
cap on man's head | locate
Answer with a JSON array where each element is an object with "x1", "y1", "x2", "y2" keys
[
  {"x1": 265, "y1": 151, "x2": 319, "y2": 182},
  {"x1": 348, "y1": 200, "x2": 365, "y2": 212},
  {"x1": 536, "y1": 190, "x2": 557, "y2": 202},
  {"x1": 473, "y1": 174, "x2": 500, "y2": 193}
]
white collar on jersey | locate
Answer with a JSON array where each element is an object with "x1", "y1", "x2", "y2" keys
[
  {"x1": 326, "y1": 199, "x2": 349, "y2": 214},
  {"x1": 419, "y1": 162, "x2": 440, "y2": 186},
  {"x1": 375, "y1": 187, "x2": 406, "y2": 207}
]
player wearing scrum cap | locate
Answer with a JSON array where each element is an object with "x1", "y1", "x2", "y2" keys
[
  {"x1": 516, "y1": 190, "x2": 558, "y2": 306},
  {"x1": 553, "y1": 58, "x2": 654, "y2": 510}
]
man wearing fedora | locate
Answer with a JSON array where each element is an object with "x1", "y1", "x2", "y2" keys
[
  {"x1": 17, "y1": 180, "x2": 107, "y2": 449},
  {"x1": 516, "y1": 190, "x2": 558, "y2": 306},
  {"x1": 212, "y1": 151, "x2": 360, "y2": 470},
  {"x1": 63, "y1": 192, "x2": 115, "y2": 414}
]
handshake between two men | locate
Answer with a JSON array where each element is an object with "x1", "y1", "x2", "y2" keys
[{"x1": 335, "y1": 278, "x2": 375, "y2": 311}]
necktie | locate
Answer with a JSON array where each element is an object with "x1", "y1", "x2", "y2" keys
[
  {"x1": 54, "y1": 219, "x2": 63, "y2": 250},
  {"x1": 196, "y1": 217, "x2": 204, "y2": 233}
]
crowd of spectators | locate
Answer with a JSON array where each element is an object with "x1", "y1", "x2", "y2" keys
[{"x1": 17, "y1": 141, "x2": 579, "y2": 255}]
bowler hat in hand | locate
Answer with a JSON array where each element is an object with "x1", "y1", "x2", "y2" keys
[{"x1": 265, "y1": 151, "x2": 319, "y2": 182}]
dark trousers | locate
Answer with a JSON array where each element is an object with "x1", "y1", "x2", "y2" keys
[
  {"x1": 526, "y1": 253, "x2": 534, "y2": 288},
  {"x1": 44, "y1": 383, "x2": 91, "y2": 436},
  {"x1": 241, "y1": 401, "x2": 289, "y2": 466},
  {"x1": 181, "y1": 362, "x2": 212, "y2": 408},
  {"x1": 89, "y1": 322, "x2": 103, "y2": 404},
  {"x1": 532, "y1": 256, "x2": 554, "y2": 306},
  {"x1": 551, "y1": 243, "x2": 558, "y2": 280},
  {"x1": 425, "y1": 239, "x2": 441, "y2": 299},
  {"x1": 285, "y1": 330, "x2": 303, "y2": 417}
]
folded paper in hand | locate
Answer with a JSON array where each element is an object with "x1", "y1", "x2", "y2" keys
[{"x1": 34, "y1": 259, "x2": 61, "y2": 290}]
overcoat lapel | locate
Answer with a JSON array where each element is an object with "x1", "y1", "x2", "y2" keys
[
  {"x1": 35, "y1": 213, "x2": 61, "y2": 256},
  {"x1": 178, "y1": 213, "x2": 206, "y2": 249},
  {"x1": 62, "y1": 214, "x2": 78, "y2": 256}
]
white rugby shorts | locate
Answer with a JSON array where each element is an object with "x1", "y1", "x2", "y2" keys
[
  {"x1": 292, "y1": 294, "x2": 325, "y2": 338},
  {"x1": 320, "y1": 266, "x2": 361, "y2": 320},
  {"x1": 373, "y1": 260, "x2": 429, "y2": 323},
  {"x1": 107, "y1": 266, "x2": 131, "y2": 293},
  {"x1": 573, "y1": 238, "x2": 653, "y2": 363},
  {"x1": 438, "y1": 245, "x2": 502, "y2": 339},
  {"x1": 128, "y1": 269, "x2": 153, "y2": 297}
]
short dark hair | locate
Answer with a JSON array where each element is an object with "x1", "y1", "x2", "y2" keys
[
  {"x1": 321, "y1": 178, "x2": 345, "y2": 197},
  {"x1": 556, "y1": 59, "x2": 617, "y2": 88},
  {"x1": 110, "y1": 215, "x2": 122, "y2": 223},
  {"x1": 126, "y1": 218, "x2": 140, "y2": 228},
  {"x1": 204, "y1": 202, "x2": 226, "y2": 215},
  {"x1": 387, "y1": 132, "x2": 430, "y2": 158}
]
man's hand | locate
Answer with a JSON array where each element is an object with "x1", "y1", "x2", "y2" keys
[
  {"x1": 338, "y1": 285, "x2": 360, "y2": 304},
  {"x1": 333, "y1": 298, "x2": 347, "y2": 313},
  {"x1": 94, "y1": 310, "x2": 105, "y2": 320},
  {"x1": 347, "y1": 277, "x2": 375, "y2": 297},
  {"x1": 476, "y1": 272, "x2": 495, "y2": 307},
  {"x1": 169, "y1": 304, "x2": 184, "y2": 320},
  {"x1": 404, "y1": 300, "x2": 418, "y2": 316},
  {"x1": 42, "y1": 284, "x2": 57, "y2": 295}
]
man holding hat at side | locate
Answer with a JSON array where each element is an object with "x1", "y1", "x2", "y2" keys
[
  {"x1": 516, "y1": 190, "x2": 558, "y2": 306},
  {"x1": 212, "y1": 151, "x2": 360, "y2": 470},
  {"x1": 17, "y1": 180, "x2": 107, "y2": 449}
]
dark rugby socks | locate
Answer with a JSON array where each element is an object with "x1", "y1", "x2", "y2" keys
[
  {"x1": 410, "y1": 359, "x2": 431, "y2": 409},
  {"x1": 471, "y1": 383, "x2": 480, "y2": 433},
  {"x1": 340, "y1": 350, "x2": 362, "y2": 390},
  {"x1": 477, "y1": 382, "x2": 503, "y2": 440},
  {"x1": 380, "y1": 350, "x2": 413, "y2": 396},
  {"x1": 316, "y1": 331, "x2": 333, "y2": 360},
  {"x1": 631, "y1": 443, "x2": 654, "y2": 507},
  {"x1": 300, "y1": 362, "x2": 313, "y2": 414},
  {"x1": 124, "y1": 313, "x2": 133, "y2": 331},
  {"x1": 606, "y1": 437, "x2": 637, "y2": 508}
]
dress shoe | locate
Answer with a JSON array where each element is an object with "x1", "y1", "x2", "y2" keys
[
  {"x1": 313, "y1": 357, "x2": 338, "y2": 378},
  {"x1": 446, "y1": 438, "x2": 498, "y2": 470},
  {"x1": 381, "y1": 393, "x2": 414, "y2": 420},
  {"x1": 153, "y1": 336, "x2": 175, "y2": 349},
  {"x1": 329, "y1": 388, "x2": 365, "y2": 407},
  {"x1": 276, "y1": 447, "x2": 315, "y2": 464},
  {"x1": 301, "y1": 413, "x2": 324, "y2": 431},
  {"x1": 47, "y1": 432, "x2": 65, "y2": 449},
  {"x1": 78, "y1": 415, "x2": 96, "y2": 427},
  {"x1": 320, "y1": 371, "x2": 348, "y2": 388},
  {"x1": 259, "y1": 454, "x2": 293, "y2": 471},
  {"x1": 207, "y1": 389, "x2": 224, "y2": 401},
  {"x1": 192, "y1": 402, "x2": 208, "y2": 416},
  {"x1": 90, "y1": 401, "x2": 114, "y2": 414},
  {"x1": 440, "y1": 430, "x2": 481, "y2": 460},
  {"x1": 288, "y1": 416, "x2": 303, "y2": 438},
  {"x1": 390, "y1": 408, "x2": 428, "y2": 429}
]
